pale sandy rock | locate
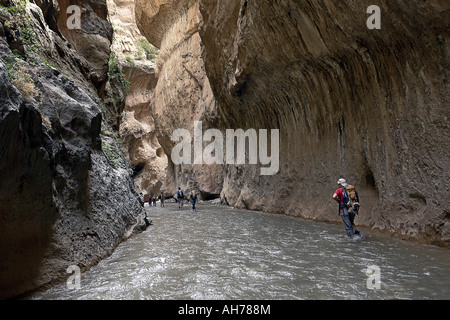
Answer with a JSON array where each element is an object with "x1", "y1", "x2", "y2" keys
[
  {"x1": 108, "y1": 0, "x2": 168, "y2": 199},
  {"x1": 107, "y1": 0, "x2": 142, "y2": 55},
  {"x1": 136, "y1": 0, "x2": 220, "y2": 198}
]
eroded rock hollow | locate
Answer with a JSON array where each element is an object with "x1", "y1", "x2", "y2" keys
[{"x1": 136, "y1": 0, "x2": 450, "y2": 244}]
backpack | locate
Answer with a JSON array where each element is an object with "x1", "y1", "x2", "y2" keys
[
  {"x1": 343, "y1": 185, "x2": 360, "y2": 212},
  {"x1": 177, "y1": 190, "x2": 184, "y2": 198},
  {"x1": 345, "y1": 185, "x2": 357, "y2": 202}
]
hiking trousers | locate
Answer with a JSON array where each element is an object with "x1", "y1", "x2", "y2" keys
[{"x1": 340, "y1": 207, "x2": 356, "y2": 237}]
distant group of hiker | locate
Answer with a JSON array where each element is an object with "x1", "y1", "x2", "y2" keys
[
  {"x1": 139, "y1": 187, "x2": 198, "y2": 212},
  {"x1": 148, "y1": 192, "x2": 165, "y2": 207},
  {"x1": 176, "y1": 187, "x2": 198, "y2": 211},
  {"x1": 140, "y1": 177, "x2": 361, "y2": 238}
]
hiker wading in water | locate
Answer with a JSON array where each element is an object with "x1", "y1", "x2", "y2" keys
[
  {"x1": 177, "y1": 187, "x2": 184, "y2": 209},
  {"x1": 190, "y1": 190, "x2": 198, "y2": 212},
  {"x1": 333, "y1": 178, "x2": 360, "y2": 238}
]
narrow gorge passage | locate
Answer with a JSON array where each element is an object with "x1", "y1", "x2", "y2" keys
[
  {"x1": 33, "y1": 202, "x2": 450, "y2": 300},
  {"x1": 0, "y1": 0, "x2": 448, "y2": 301}
]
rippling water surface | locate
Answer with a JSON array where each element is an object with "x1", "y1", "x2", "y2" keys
[{"x1": 33, "y1": 203, "x2": 450, "y2": 300}]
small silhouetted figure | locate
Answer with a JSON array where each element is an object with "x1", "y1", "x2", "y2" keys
[
  {"x1": 190, "y1": 190, "x2": 198, "y2": 212},
  {"x1": 177, "y1": 187, "x2": 184, "y2": 209},
  {"x1": 159, "y1": 192, "x2": 165, "y2": 207}
]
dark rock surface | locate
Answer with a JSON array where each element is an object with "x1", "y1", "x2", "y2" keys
[{"x1": 0, "y1": 0, "x2": 146, "y2": 299}]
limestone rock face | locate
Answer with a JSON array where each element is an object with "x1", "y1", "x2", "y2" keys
[
  {"x1": 197, "y1": 0, "x2": 450, "y2": 244},
  {"x1": 107, "y1": 0, "x2": 168, "y2": 198},
  {"x1": 136, "y1": 0, "x2": 450, "y2": 244},
  {"x1": 0, "y1": 0, "x2": 146, "y2": 299},
  {"x1": 107, "y1": 0, "x2": 142, "y2": 55},
  {"x1": 33, "y1": 0, "x2": 113, "y2": 97},
  {"x1": 120, "y1": 61, "x2": 168, "y2": 198},
  {"x1": 135, "y1": 0, "x2": 222, "y2": 198}
]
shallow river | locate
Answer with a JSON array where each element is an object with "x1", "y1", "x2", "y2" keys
[{"x1": 33, "y1": 203, "x2": 450, "y2": 300}]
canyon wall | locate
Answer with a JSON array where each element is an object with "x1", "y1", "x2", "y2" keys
[
  {"x1": 136, "y1": 0, "x2": 450, "y2": 245},
  {"x1": 0, "y1": 0, "x2": 146, "y2": 299},
  {"x1": 136, "y1": 0, "x2": 223, "y2": 198},
  {"x1": 120, "y1": 61, "x2": 168, "y2": 198},
  {"x1": 107, "y1": 0, "x2": 168, "y2": 199}
]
